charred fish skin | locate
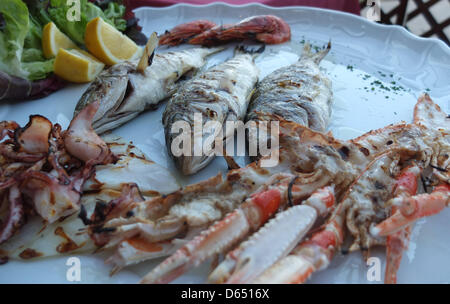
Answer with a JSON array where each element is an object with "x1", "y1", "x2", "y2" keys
[
  {"x1": 163, "y1": 46, "x2": 263, "y2": 175},
  {"x1": 246, "y1": 42, "x2": 332, "y2": 132},
  {"x1": 75, "y1": 63, "x2": 133, "y2": 127},
  {"x1": 74, "y1": 47, "x2": 222, "y2": 134}
]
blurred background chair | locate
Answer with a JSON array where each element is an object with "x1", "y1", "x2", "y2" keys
[{"x1": 360, "y1": 0, "x2": 450, "y2": 44}]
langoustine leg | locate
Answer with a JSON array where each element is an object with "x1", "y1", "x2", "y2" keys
[
  {"x1": 252, "y1": 150, "x2": 416, "y2": 284},
  {"x1": 383, "y1": 165, "x2": 421, "y2": 284},
  {"x1": 371, "y1": 183, "x2": 449, "y2": 237},
  {"x1": 207, "y1": 185, "x2": 335, "y2": 284},
  {"x1": 252, "y1": 203, "x2": 344, "y2": 284},
  {"x1": 140, "y1": 175, "x2": 334, "y2": 284},
  {"x1": 88, "y1": 123, "x2": 349, "y2": 274}
]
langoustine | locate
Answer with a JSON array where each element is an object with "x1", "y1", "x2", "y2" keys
[
  {"x1": 159, "y1": 20, "x2": 217, "y2": 46},
  {"x1": 159, "y1": 15, "x2": 291, "y2": 47},
  {"x1": 84, "y1": 102, "x2": 357, "y2": 277},
  {"x1": 86, "y1": 93, "x2": 448, "y2": 284},
  {"x1": 253, "y1": 94, "x2": 449, "y2": 284}
]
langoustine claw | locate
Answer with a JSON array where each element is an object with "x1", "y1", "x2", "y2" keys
[
  {"x1": 139, "y1": 178, "x2": 289, "y2": 284},
  {"x1": 140, "y1": 175, "x2": 335, "y2": 284},
  {"x1": 371, "y1": 183, "x2": 450, "y2": 237},
  {"x1": 253, "y1": 204, "x2": 345, "y2": 284},
  {"x1": 207, "y1": 185, "x2": 335, "y2": 284}
]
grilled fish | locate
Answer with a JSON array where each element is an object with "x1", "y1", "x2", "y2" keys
[
  {"x1": 163, "y1": 46, "x2": 263, "y2": 175},
  {"x1": 246, "y1": 42, "x2": 332, "y2": 132},
  {"x1": 74, "y1": 47, "x2": 222, "y2": 134}
]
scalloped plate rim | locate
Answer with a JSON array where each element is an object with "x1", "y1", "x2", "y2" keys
[{"x1": 134, "y1": 2, "x2": 450, "y2": 56}]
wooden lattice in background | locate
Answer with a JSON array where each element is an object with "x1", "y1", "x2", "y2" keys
[{"x1": 360, "y1": 0, "x2": 450, "y2": 45}]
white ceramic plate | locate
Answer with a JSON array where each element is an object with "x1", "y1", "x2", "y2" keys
[{"x1": 1, "y1": 3, "x2": 449, "y2": 284}]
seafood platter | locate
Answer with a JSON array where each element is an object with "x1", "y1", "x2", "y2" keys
[{"x1": 0, "y1": 2, "x2": 449, "y2": 284}]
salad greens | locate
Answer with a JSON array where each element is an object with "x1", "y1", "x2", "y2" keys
[
  {"x1": 0, "y1": 0, "x2": 50, "y2": 80},
  {"x1": 22, "y1": 14, "x2": 54, "y2": 80},
  {"x1": 103, "y1": 2, "x2": 127, "y2": 31},
  {"x1": 0, "y1": 0, "x2": 127, "y2": 81},
  {"x1": 42, "y1": 0, "x2": 126, "y2": 45}
]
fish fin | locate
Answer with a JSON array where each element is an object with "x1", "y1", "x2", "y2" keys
[
  {"x1": 301, "y1": 41, "x2": 331, "y2": 64},
  {"x1": 137, "y1": 32, "x2": 159, "y2": 74}
]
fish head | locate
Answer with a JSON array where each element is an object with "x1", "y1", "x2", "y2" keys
[
  {"x1": 74, "y1": 62, "x2": 137, "y2": 134},
  {"x1": 164, "y1": 106, "x2": 226, "y2": 176},
  {"x1": 173, "y1": 155, "x2": 214, "y2": 176}
]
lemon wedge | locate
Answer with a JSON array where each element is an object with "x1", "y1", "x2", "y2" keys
[
  {"x1": 85, "y1": 17, "x2": 142, "y2": 65},
  {"x1": 42, "y1": 22, "x2": 78, "y2": 59},
  {"x1": 54, "y1": 49, "x2": 104, "y2": 83}
]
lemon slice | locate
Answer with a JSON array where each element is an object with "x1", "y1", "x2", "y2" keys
[
  {"x1": 42, "y1": 22, "x2": 78, "y2": 59},
  {"x1": 85, "y1": 17, "x2": 142, "y2": 65},
  {"x1": 54, "y1": 49, "x2": 104, "y2": 83}
]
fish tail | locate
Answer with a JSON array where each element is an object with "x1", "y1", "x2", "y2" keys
[
  {"x1": 234, "y1": 44, "x2": 266, "y2": 59},
  {"x1": 301, "y1": 40, "x2": 331, "y2": 64}
]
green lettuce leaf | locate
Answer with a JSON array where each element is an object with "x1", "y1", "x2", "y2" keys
[
  {"x1": 0, "y1": 0, "x2": 54, "y2": 81},
  {"x1": 47, "y1": 0, "x2": 126, "y2": 45},
  {"x1": 0, "y1": 0, "x2": 127, "y2": 81},
  {"x1": 0, "y1": 0, "x2": 30, "y2": 78},
  {"x1": 103, "y1": 2, "x2": 126, "y2": 31},
  {"x1": 23, "y1": 13, "x2": 54, "y2": 80},
  {"x1": 21, "y1": 59, "x2": 54, "y2": 80}
]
